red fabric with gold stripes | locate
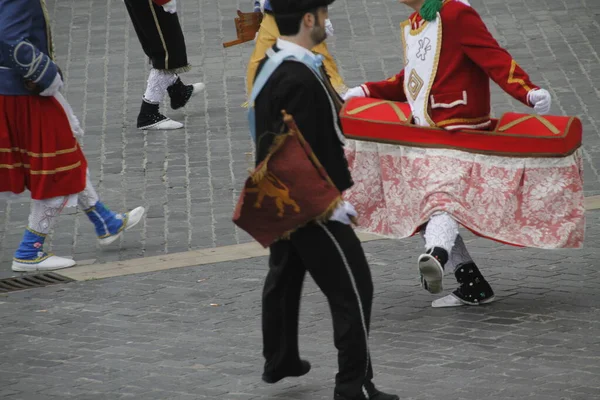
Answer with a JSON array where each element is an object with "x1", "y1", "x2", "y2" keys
[{"x1": 0, "y1": 95, "x2": 87, "y2": 200}]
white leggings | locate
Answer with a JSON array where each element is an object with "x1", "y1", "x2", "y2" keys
[
  {"x1": 143, "y1": 68, "x2": 178, "y2": 103},
  {"x1": 421, "y1": 212, "x2": 473, "y2": 271},
  {"x1": 28, "y1": 170, "x2": 99, "y2": 234}
]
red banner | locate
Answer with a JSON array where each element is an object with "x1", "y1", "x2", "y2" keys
[{"x1": 233, "y1": 112, "x2": 342, "y2": 247}]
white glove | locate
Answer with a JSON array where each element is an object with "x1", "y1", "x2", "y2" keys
[
  {"x1": 162, "y1": 0, "x2": 177, "y2": 14},
  {"x1": 39, "y1": 72, "x2": 63, "y2": 97},
  {"x1": 325, "y1": 19, "x2": 334, "y2": 37},
  {"x1": 330, "y1": 201, "x2": 357, "y2": 225},
  {"x1": 528, "y1": 88, "x2": 551, "y2": 115},
  {"x1": 342, "y1": 86, "x2": 367, "y2": 102}
]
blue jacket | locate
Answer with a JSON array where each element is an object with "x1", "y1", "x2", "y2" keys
[{"x1": 0, "y1": 0, "x2": 59, "y2": 95}]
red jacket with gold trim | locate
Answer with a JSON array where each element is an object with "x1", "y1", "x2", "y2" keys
[{"x1": 361, "y1": 0, "x2": 539, "y2": 130}]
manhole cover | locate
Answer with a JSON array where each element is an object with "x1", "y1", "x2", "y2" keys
[{"x1": 0, "y1": 273, "x2": 74, "y2": 293}]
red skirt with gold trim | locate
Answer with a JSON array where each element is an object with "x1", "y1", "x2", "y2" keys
[{"x1": 0, "y1": 95, "x2": 87, "y2": 200}]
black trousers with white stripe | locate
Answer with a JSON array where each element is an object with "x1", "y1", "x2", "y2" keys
[
  {"x1": 124, "y1": 0, "x2": 190, "y2": 72},
  {"x1": 262, "y1": 220, "x2": 374, "y2": 397}
]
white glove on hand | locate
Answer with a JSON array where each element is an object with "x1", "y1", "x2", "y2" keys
[
  {"x1": 39, "y1": 72, "x2": 63, "y2": 97},
  {"x1": 342, "y1": 86, "x2": 367, "y2": 102},
  {"x1": 528, "y1": 88, "x2": 551, "y2": 115},
  {"x1": 330, "y1": 201, "x2": 357, "y2": 225},
  {"x1": 162, "y1": 0, "x2": 177, "y2": 14},
  {"x1": 325, "y1": 19, "x2": 334, "y2": 37}
]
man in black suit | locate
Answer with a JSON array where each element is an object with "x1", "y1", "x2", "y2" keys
[{"x1": 250, "y1": 1, "x2": 399, "y2": 399}]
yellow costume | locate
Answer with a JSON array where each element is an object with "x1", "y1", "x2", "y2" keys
[{"x1": 246, "y1": 13, "x2": 348, "y2": 97}]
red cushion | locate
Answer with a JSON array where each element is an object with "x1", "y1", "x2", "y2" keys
[{"x1": 340, "y1": 98, "x2": 582, "y2": 157}]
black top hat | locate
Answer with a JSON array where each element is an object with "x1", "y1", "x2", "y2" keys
[{"x1": 270, "y1": 0, "x2": 336, "y2": 16}]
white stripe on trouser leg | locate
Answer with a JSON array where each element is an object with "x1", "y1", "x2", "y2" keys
[{"x1": 318, "y1": 222, "x2": 370, "y2": 397}]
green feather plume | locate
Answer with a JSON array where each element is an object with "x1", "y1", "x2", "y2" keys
[{"x1": 420, "y1": 0, "x2": 442, "y2": 21}]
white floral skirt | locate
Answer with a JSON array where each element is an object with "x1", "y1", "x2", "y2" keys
[{"x1": 344, "y1": 140, "x2": 585, "y2": 249}]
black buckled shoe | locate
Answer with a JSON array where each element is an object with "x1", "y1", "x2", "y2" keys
[
  {"x1": 432, "y1": 262, "x2": 495, "y2": 308},
  {"x1": 261, "y1": 359, "x2": 311, "y2": 384},
  {"x1": 417, "y1": 247, "x2": 448, "y2": 294},
  {"x1": 167, "y1": 78, "x2": 205, "y2": 110}
]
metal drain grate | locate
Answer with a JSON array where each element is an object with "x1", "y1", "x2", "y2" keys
[{"x1": 0, "y1": 273, "x2": 74, "y2": 293}]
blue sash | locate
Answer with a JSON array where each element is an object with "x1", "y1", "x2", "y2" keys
[{"x1": 248, "y1": 48, "x2": 324, "y2": 142}]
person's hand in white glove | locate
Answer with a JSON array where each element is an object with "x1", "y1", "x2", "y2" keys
[
  {"x1": 528, "y1": 88, "x2": 551, "y2": 115},
  {"x1": 162, "y1": 0, "x2": 177, "y2": 14},
  {"x1": 325, "y1": 19, "x2": 334, "y2": 37},
  {"x1": 39, "y1": 72, "x2": 64, "y2": 97},
  {"x1": 342, "y1": 86, "x2": 367, "y2": 102},
  {"x1": 330, "y1": 201, "x2": 358, "y2": 225}
]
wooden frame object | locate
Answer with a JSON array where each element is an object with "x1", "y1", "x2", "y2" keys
[{"x1": 223, "y1": 10, "x2": 263, "y2": 48}]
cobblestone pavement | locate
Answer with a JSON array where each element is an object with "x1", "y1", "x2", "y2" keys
[
  {"x1": 1, "y1": 0, "x2": 600, "y2": 276},
  {"x1": 0, "y1": 212, "x2": 599, "y2": 399}
]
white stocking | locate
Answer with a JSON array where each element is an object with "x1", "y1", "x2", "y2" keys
[
  {"x1": 143, "y1": 68, "x2": 178, "y2": 103},
  {"x1": 77, "y1": 170, "x2": 100, "y2": 210},
  {"x1": 29, "y1": 197, "x2": 70, "y2": 234},
  {"x1": 423, "y1": 212, "x2": 459, "y2": 254}
]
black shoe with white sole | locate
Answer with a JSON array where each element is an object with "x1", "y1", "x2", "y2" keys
[
  {"x1": 432, "y1": 262, "x2": 495, "y2": 307},
  {"x1": 418, "y1": 247, "x2": 448, "y2": 294},
  {"x1": 137, "y1": 100, "x2": 183, "y2": 130}
]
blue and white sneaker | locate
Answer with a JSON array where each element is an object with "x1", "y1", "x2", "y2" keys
[
  {"x1": 84, "y1": 202, "x2": 145, "y2": 246},
  {"x1": 12, "y1": 229, "x2": 76, "y2": 272}
]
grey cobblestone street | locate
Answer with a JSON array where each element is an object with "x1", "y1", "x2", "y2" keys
[
  {"x1": 1, "y1": 0, "x2": 600, "y2": 398},
  {"x1": 1, "y1": 214, "x2": 600, "y2": 399},
  {"x1": 2, "y1": 0, "x2": 600, "y2": 274}
]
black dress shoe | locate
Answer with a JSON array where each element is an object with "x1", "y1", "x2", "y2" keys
[
  {"x1": 261, "y1": 359, "x2": 311, "y2": 384},
  {"x1": 334, "y1": 381, "x2": 399, "y2": 400}
]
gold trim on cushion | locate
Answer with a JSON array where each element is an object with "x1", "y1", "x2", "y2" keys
[
  {"x1": 498, "y1": 115, "x2": 562, "y2": 135},
  {"x1": 343, "y1": 133, "x2": 579, "y2": 158},
  {"x1": 345, "y1": 100, "x2": 411, "y2": 123},
  {"x1": 436, "y1": 115, "x2": 490, "y2": 127}
]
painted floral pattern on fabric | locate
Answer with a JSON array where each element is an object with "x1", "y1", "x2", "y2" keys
[{"x1": 344, "y1": 140, "x2": 585, "y2": 249}]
